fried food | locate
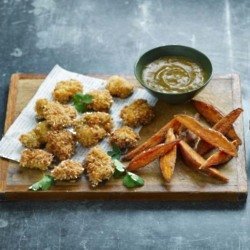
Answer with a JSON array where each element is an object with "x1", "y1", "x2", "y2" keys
[
  {"x1": 75, "y1": 125, "x2": 106, "y2": 147},
  {"x1": 53, "y1": 79, "x2": 83, "y2": 103},
  {"x1": 20, "y1": 149, "x2": 53, "y2": 170},
  {"x1": 175, "y1": 115, "x2": 237, "y2": 156},
  {"x1": 159, "y1": 128, "x2": 177, "y2": 182},
  {"x1": 19, "y1": 121, "x2": 50, "y2": 148},
  {"x1": 46, "y1": 130, "x2": 76, "y2": 161},
  {"x1": 84, "y1": 146, "x2": 114, "y2": 187},
  {"x1": 196, "y1": 108, "x2": 242, "y2": 155},
  {"x1": 192, "y1": 99, "x2": 242, "y2": 145},
  {"x1": 19, "y1": 130, "x2": 41, "y2": 149},
  {"x1": 74, "y1": 112, "x2": 113, "y2": 132},
  {"x1": 51, "y1": 160, "x2": 84, "y2": 181},
  {"x1": 87, "y1": 89, "x2": 113, "y2": 112},
  {"x1": 35, "y1": 99, "x2": 77, "y2": 129},
  {"x1": 122, "y1": 119, "x2": 180, "y2": 161},
  {"x1": 35, "y1": 98, "x2": 49, "y2": 119},
  {"x1": 106, "y1": 75, "x2": 134, "y2": 98},
  {"x1": 179, "y1": 140, "x2": 228, "y2": 183},
  {"x1": 120, "y1": 99, "x2": 155, "y2": 127},
  {"x1": 127, "y1": 140, "x2": 180, "y2": 171},
  {"x1": 109, "y1": 126, "x2": 140, "y2": 149},
  {"x1": 199, "y1": 140, "x2": 239, "y2": 170}
]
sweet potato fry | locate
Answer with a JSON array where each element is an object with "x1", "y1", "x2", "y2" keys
[
  {"x1": 122, "y1": 119, "x2": 180, "y2": 161},
  {"x1": 126, "y1": 140, "x2": 180, "y2": 171},
  {"x1": 196, "y1": 108, "x2": 243, "y2": 155},
  {"x1": 159, "y1": 128, "x2": 177, "y2": 182},
  {"x1": 175, "y1": 115, "x2": 237, "y2": 156},
  {"x1": 199, "y1": 141, "x2": 239, "y2": 170},
  {"x1": 179, "y1": 141, "x2": 228, "y2": 183},
  {"x1": 192, "y1": 99, "x2": 242, "y2": 145}
]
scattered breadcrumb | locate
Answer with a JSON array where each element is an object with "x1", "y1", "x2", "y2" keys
[
  {"x1": 120, "y1": 99, "x2": 155, "y2": 127},
  {"x1": 51, "y1": 160, "x2": 84, "y2": 181},
  {"x1": 46, "y1": 130, "x2": 76, "y2": 161},
  {"x1": 84, "y1": 146, "x2": 114, "y2": 187},
  {"x1": 75, "y1": 125, "x2": 106, "y2": 147},
  {"x1": 53, "y1": 79, "x2": 83, "y2": 103},
  {"x1": 106, "y1": 75, "x2": 134, "y2": 98},
  {"x1": 110, "y1": 126, "x2": 140, "y2": 149},
  {"x1": 20, "y1": 149, "x2": 53, "y2": 170},
  {"x1": 73, "y1": 112, "x2": 113, "y2": 132},
  {"x1": 87, "y1": 90, "x2": 113, "y2": 112}
]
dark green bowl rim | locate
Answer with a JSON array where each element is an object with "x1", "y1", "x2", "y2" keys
[{"x1": 134, "y1": 45, "x2": 213, "y2": 96}]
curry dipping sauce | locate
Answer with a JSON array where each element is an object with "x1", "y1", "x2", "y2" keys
[{"x1": 142, "y1": 56, "x2": 206, "y2": 93}]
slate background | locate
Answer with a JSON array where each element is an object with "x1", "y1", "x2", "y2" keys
[{"x1": 0, "y1": 0, "x2": 249, "y2": 249}]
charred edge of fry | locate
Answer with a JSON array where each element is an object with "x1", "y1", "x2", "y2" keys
[
  {"x1": 179, "y1": 141, "x2": 228, "y2": 183},
  {"x1": 192, "y1": 99, "x2": 242, "y2": 145},
  {"x1": 175, "y1": 115, "x2": 237, "y2": 157},
  {"x1": 122, "y1": 119, "x2": 180, "y2": 161},
  {"x1": 126, "y1": 140, "x2": 180, "y2": 171}
]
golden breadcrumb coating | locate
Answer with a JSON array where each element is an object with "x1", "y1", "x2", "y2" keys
[
  {"x1": 33, "y1": 121, "x2": 50, "y2": 144},
  {"x1": 19, "y1": 130, "x2": 41, "y2": 149},
  {"x1": 120, "y1": 99, "x2": 155, "y2": 127},
  {"x1": 75, "y1": 125, "x2": 106, "y2": 147},
  {"x1": 84, "y1": 146, "x2": 114, "y2": 187},
  {"x1": 110, "y1": 126, "x2": 140, "y2": 149},
  {"x1": 35, "y1": 99, "x2": 49, "y2": 119},
  {"x1": 46, "y1": 130, "x2": 76, "y2": 161},
  {"x1": 106, "y1": 75, "x2": 134, "y2": 98},
  {"x1": 19, "y1": 121, "x2": 51, "y2": 148},
  {"x1": 87, "y1": 90, "x2": 113, "y2": 112},
  {"x1": 53, "y1": 79, "x2": 83, "y2": 103},
  {"x1": 51, "y1": 160, "x2": 84, "y2": 181},
  {"x1": 20, "y1": 149, "x2": 53, "y2": 170},
  {"x1": 44, "y1": 101, "x2": 76, "y2": 129},
  {"x1": 74, "y1": 112, "x2": 113, "y2": 133}
]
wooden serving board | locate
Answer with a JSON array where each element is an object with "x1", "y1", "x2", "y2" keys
[{"x1": 0, "y1": 73, "x2": 247, "y2": 201}]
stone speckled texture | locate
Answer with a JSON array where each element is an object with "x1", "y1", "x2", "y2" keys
[{"x1": 0, "y1": 0, "x2": 249, "y2": 249}]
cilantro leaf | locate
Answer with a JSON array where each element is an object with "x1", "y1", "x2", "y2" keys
[
  {"x1": 123, "y1": 172, "x2": 144, "y2": 188},
  {"x1": 29, "y1": 175, "x2": 55, "y2": 191},
  {"x1": 107, "y1": 144, "x2": 122, "y2": 160},
  {"x1": 73, "y1": 93, "x2": 93, "y2": 113},
  {"x1": 113, "y1": 159, "x2": 126, "y2": 178}
]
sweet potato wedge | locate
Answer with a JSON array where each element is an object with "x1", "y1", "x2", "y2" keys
[
  {"x1": 175, "y1": 115, "x2": 237, "y2": 156},
  {"x1": 127, "y1": 140, "x2": 180, "y2": 171},
  {"x1": 179, "y1": 141, "x2": 228, "y2": 183},
  {"x1": 196, "y1": 108, "x2": 243, "y2": 155},
  {"x1": 192, "y1": 99, "x2": 242, "y2": 145},
  {"x1": 199, "y1": 140, "x2": 239, "y2": 170},
  {"x1": 159, "y1": 128, "x2": 177, "y2": 182},
  {"x1": 122, "y1": 119, "x2": 180, "y2": 161}
]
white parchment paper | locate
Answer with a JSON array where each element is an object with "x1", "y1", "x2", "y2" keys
[{"x1": 0, "y1": 65, "x2": 157, "y2": 162}]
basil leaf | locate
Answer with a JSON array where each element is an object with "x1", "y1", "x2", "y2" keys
[
  {"x1": 73, "y1": 93, "x2": 93, "y2": 113},
  {"x1": 123, "y1": 172, "x2": 144, "y2": 188},
  {"x1": 29, "y1": 175, "x2": 55, "y2": 191},
  {"x1": 107, "y1": 144, "x2": 122, "y2": 160},
  {"x1": 113, "y1": 159, "x2": 126, "y2": 178}
]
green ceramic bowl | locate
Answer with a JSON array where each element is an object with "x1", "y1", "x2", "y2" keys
[{"x1": 134, "y1": 45, "x2": 213, "y2": 104}]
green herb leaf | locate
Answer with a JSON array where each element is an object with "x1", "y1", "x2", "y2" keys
[
  {"x1": 122, "y1": 172, "x2": 144, "y2": 188},
  {"x1": 73, "y1": 93, "x2": 93, "y2": 113},
  {"x1": 29, "y1": 175, "x2": 55, "y2": 191},
  {"x1": 107, "y1": 144, "x2": 122, "y2": 160},
  {"x1": 113, "y1": 159, "x2": 126, "y2": 178}
]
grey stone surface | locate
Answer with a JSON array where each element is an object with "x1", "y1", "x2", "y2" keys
[{"x1": 0, "y1": 0, "x2": 249, "y2": 249}]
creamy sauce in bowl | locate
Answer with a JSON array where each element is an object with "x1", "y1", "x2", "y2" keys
[{"x1": 142, "y1": 56, "x2": 206, "y2": 93}]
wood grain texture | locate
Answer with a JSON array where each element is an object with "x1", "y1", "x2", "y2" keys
[{"x1": 0, "y1": 73, "x2": 247, "y2": 201}]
